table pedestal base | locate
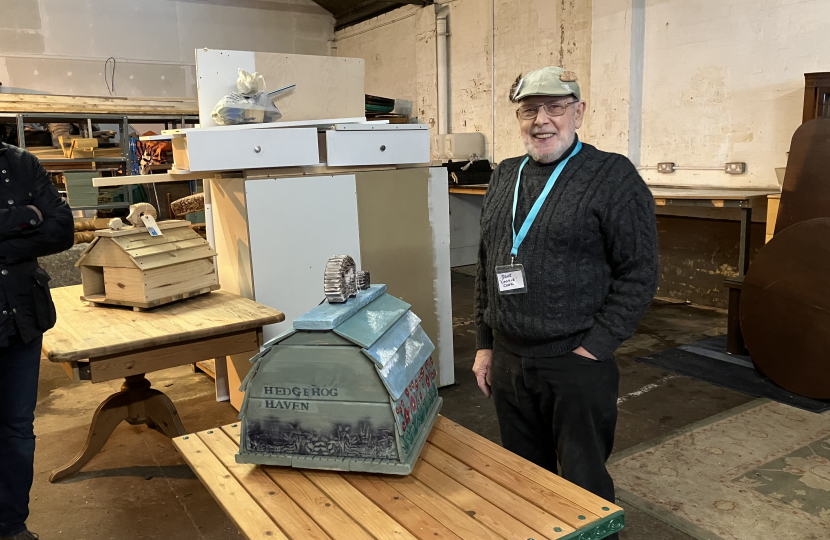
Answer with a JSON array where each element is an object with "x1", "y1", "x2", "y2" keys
[{"x1": 50, "y1": 374, "x2": 186, "y2": 483}]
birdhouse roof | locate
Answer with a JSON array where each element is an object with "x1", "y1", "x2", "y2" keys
[
  {"x1": 75, "y1": 220, "x2": 217, "y2": 271},
  {"x1": 242, "y1": 285, "x2": 435, "y2": 402}
]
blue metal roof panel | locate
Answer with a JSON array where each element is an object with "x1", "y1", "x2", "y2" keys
[
  {"x1": 333, "y1": 294, "x2": 411, "y2": 348},
  {"x1": 293, "y1": 284, "x2": 386, "y2": 330}
]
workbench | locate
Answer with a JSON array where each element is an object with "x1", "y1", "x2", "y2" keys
[
  {"x1": 174, "y1": 416, "x2": 625, "y2": 540},
  {"x1": 648, "y1": 187, "x2": 779, "y2": 279},
  {"x1": 449, "y1": 184, "x2": 777, "y2": 275},
  {"x1": 448, "y1": 184, "x2": 780, "y2": 353},
  {"x1": 42, "y1": 285, "x2": 284, "y2": 482}
]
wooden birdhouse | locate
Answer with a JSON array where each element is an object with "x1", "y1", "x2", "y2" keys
[
  {"x1": 236, "y1": 281, "x2": 442, "y2": 475},
  {"x1": 75, "y1": 220, "x2": 219, "y2": 310}
]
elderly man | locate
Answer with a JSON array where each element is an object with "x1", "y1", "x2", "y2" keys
[
  {"x1": 0, "y1": 141, "x2": 74, "y2": 540},
  {"x1": 472, "y1": 66, "x2": 659, "y2": 524}
]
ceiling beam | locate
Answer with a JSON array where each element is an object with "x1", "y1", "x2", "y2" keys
[{"x1": 334, "y1": 1, "x2": 432, "y2": 30}]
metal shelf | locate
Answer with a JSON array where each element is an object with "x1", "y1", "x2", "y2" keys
[
  {"x1": 0, "y1": 113, "x2": 199, "y2": 123},
  {"x1": 39, "y1": 157, "x2": 127, "y2": 164},
  {"x1": 69, "y1": 202, "x2": 131, "y2": 211},
  {"x1": 5, "y1": 109, "x2": 199, "y2": 214}
]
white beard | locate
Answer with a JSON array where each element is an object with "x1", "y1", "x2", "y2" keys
[{"x1": 521, "y1": 130, "x2": 575, "y2": 164}]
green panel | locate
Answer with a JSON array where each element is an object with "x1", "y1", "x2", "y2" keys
[
  {"x1": 63, "y1": 172, "x2": 97, "y2": 186},
  {"x1": 66, "y1": 186, "x2": 99, "y2": 195},
  {"x1": 243, "y1": 399, "x2": 398, "y2": 461},
  {"x1": 249, "y1": 345, "x2": 390, "y2": 403},
  {"x1": 333, "y1": 294, "x2": 410, "y2": 348},
  {"x1": 279, "y1": 331, "x2": 354, "y2": 347},
  {"x1": 560, "y1": 511, "x2": 625, "y2": 540}
]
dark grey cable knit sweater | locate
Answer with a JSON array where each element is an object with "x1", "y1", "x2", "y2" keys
[{"x1": 475, "y1": 137, "x2": 659, "y2": 359}]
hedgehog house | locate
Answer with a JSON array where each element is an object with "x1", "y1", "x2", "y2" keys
[
  {"x1": 75, "y1": 220, "x2": 219, "y2": 310},
  {"x1": 236, "y1": 259, "x2": 442, "y2": 475}
]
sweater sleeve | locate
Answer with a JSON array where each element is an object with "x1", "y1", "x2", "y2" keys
[
  {"x1": 580, "y1": 164, "x2": 659, "y2": 359},
  {"x1": 474, "y1": 164, "x2": 502, "y2": 350}
]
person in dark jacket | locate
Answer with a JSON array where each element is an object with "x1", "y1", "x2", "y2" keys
[
  {"x1": 0, "y1": 142, "x2": 74, "y2": 540},
  {"x1": 472, "y1": 67, "x2": 659, "y2": 540}
]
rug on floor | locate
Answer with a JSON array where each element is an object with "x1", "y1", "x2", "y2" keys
[
  {"x1": 609, "y1": 401, "x2": 830, "y2": 540},
  {"x1": 634, "y1": 336, "x2": 830, "y2": 413}
]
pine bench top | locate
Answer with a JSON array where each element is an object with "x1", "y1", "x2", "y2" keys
[
  {"x1": 43, "y1": 285, "x2": 285, "y2": 363},
  {"x1": 173, "y1": 416, "x2": 624, "y2": 540}
]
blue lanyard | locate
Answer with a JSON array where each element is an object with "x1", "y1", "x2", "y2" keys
[{"x1": 511, "y1": 140, "x2": 582, "y2": 259}]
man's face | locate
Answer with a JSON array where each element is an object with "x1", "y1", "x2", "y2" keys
[{"x1": 518, "y1": 95, "x2": 586, "y2": 163}]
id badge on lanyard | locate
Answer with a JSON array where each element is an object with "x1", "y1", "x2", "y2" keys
[
  {"x1": 495, "y1": 262, "x2": 527, "y2": 295},
  {"x1": 497, "y1": 140, "x2": 582, "y2": 296}
]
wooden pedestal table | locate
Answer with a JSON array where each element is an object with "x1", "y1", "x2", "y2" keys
[
  {"x1": 42, "y1": 285, "x2": 284, "y2": 482},
  {"x1": 174, "y1": 416, "x2": 625, "y2": 540}
]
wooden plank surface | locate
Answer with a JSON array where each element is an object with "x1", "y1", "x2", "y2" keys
[
  {"x1": 93, "y1": 172, "x2": 239, "y2": 187},
  {"x1": 450, "y1": 185, "x2": 781, "y2": 202},
  {"x1": 88, "y1": 330, "x2": 258, "y2": 383},
  {"x1": 417, "y1": 444, "x2": 573, "y2": 537},
  {"x1": 43, "y1": 286, "x2": 284, "y2": 363},
  {"x1": 425, "y1": 429, "x2": 597, "y2": 528},
  {"x1": 94, "y1": 220, "x2": 191, "y2": 237},
  {"x1": 648, "y1": 187, "x2": 779, "y2": 200},
  {"x1": 431, "y1": 416, "x2": 623, "y2": 517},
  {"x1": 0, "y1": 93, "x2": 197, "y2": 115},
  {"x1": 448, "y1": 185, "x2": 487, "y2": 196},
  {"x1": 305, "y1": 471, "x2": 417, "y2": 540},
  {"x1": 173, "y1": 434, "x2": 290, "y2": 540},
  {"x1": 197, "y1": 428, "x2": 332, "y2": 540},
  {"x1": 173, "y1": 419, "x2": 624, "y2": 540}
]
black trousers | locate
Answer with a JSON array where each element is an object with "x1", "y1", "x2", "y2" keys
[
  {"x1": 0, "y1": 335, "x2": 42, "y2": 537},
  {"x1": 491, "y1": 342, "x2": 619, "y2": 538}
]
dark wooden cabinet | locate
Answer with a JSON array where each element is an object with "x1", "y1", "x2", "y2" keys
[{"x1": 803, "y1": 72, "x2": 830, "y2": 123}]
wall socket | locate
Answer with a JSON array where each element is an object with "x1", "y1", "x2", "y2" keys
[
  {"x1": 725, "y1": 162, "x2": 747, "y2": 174},
  {"x1": 657, "y1": 162, "x2": 675, "y2": 173}
]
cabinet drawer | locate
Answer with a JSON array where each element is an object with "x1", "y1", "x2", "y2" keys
[
  {"x1": 325, "y1": 129, "x2": 430, "y2": 166},
  {"x1": 183, "y1": 127, "x2": 320, "y2": 172}
]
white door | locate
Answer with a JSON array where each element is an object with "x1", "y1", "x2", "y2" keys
[{"x1": 245, "y1": 175, "x2": 362, "y2": 342}]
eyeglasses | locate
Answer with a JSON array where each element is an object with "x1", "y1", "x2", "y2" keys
[{"x1": 516, "y1": 100, "x2": 578, "y2": 121}]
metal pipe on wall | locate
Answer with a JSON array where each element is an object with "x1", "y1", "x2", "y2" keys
[{"x1": 436, "y1": 5, "x2": 450, "y2": 136}]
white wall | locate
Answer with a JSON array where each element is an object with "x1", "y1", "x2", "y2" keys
[
  {"x1": 335, "y1": 0, "x2": 592, "y2": 163},
  {"x1": 338, "y1": 0, "x2": 830, "y2": 190},
  {"x1": 591, "y1": 0, "x2": 830, "y2": 189},
  {"x1": 0, "y1": 0, "x2": 334, "y2": 97}
]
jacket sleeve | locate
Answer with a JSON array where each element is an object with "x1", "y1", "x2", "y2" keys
[
  {"x1": 0, "y1": 205, "x2": 42, "y2": 238},
  {"x1": 474, "y1": 165, "x2": 500, "y2": 350},
  {"x1": 0, "y1": 154, "x2": 75, "y2": 263},
  {"x1": 580, "y1": 161, "x2": 659, "y2": 359}
]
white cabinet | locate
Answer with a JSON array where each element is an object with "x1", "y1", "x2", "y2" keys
[
  {"x1": 184, "y1": 127, "x2": 320, "y2": 172},
  {"x1": 325, "y1": 128, "x2": 430, "y2": 166}
]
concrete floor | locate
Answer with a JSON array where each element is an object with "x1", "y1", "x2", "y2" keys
[{"x1": 25, "y1": 268, "x2": 754, "y2": 539}]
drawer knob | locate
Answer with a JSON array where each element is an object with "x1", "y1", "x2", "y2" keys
[
  {"x1": 380, "y1": 145, "x2": 387, "y2": 151},
  {"x1": 254, "y1": 146, "x2": 262, "y2": 153}
]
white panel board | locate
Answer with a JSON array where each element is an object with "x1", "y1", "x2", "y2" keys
[
  {"x1": 195, "y1": 49, "x2": 364, "y2": 129},
  {"x1": 427, "y1": 167, "x2": 455, "y2": 386},
  {"x1": 449, "y1": 193, "x2": 483, "y2": 267},
  {"x1": 184, "y1": 126, "x2": 319, "y2": 171},
  {"x1": 195, "y1": 49, "x2": 256, "y2": 128},
  {"x1": 245, "y1": 175, "x2": 362, "y2": 342}
]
